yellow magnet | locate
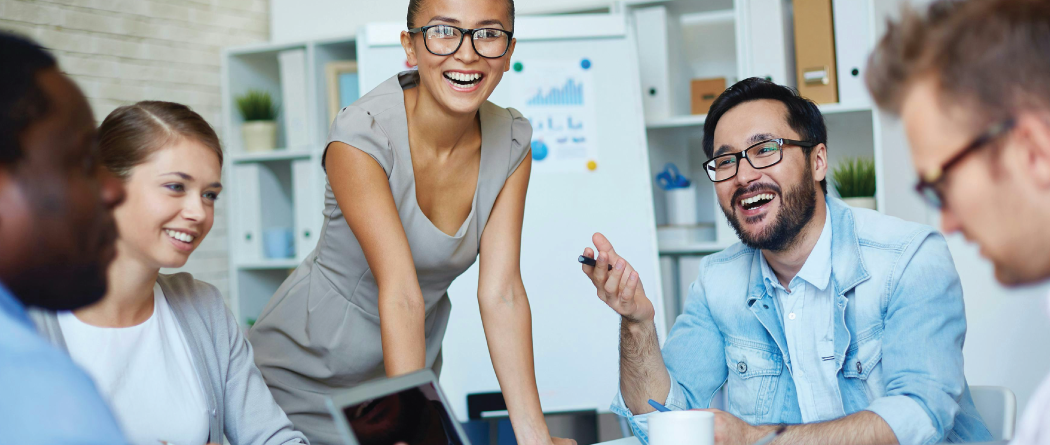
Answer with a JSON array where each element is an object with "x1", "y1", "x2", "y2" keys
[{"x1": 586, "y1": 160, "x2": 598, "y2": 171}]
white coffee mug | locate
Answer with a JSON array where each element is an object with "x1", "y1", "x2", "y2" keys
[{"x1": 649, "y1": 410, "x2": 715, "y2": 445}]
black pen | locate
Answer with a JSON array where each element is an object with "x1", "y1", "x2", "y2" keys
[{"x1": 578, "y1": 255, "x2": 614, "y2": 271}]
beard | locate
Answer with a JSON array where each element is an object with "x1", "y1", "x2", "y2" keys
[{"x1": 721, "y1": 168, "x2": 819, "y2": 253}]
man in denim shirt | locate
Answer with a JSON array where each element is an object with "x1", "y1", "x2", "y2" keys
[
  {"x1": 866, "y1": 1, "x2": 1050, "y2": 444},
  {"x1": 581, "y1": 78, "x2": 991, "y2": 445}
]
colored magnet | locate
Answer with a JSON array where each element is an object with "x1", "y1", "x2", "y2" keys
[
  {"x1": 532, "y1": 140, "x2": 548, "y2": 161},
  {"x1": 586, "y1": 160, "x2": 598, "y2": 171},
  {"x1": 581, "y1": 59, "x2": 592, "y2": 70},
  {"x1": 513, "y1": 62, "x2": 524, "y2": 72}
]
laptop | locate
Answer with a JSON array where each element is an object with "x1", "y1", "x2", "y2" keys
[{"x1": 326, "y1": 370, "x2": 472, "y2": 445}]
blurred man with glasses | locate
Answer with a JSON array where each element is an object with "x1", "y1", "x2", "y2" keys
[
  {"x1": 581, "y1": 77, "x2": 990, "y2": 445},
  {"x1": 867, "y1": 0, "x2": 1050, "y2": 443}
]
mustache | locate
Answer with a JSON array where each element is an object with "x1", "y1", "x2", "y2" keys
[{"x1": 731, "y1": 182, "x2": 782, "y2": 204}]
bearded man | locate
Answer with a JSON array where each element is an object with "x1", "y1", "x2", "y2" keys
[{"x1": 579, "y1": 78, "x2": 991, "y2": 445}]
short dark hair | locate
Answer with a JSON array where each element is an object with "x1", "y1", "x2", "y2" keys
[
  {"x1": 702, "y1": 77, "x2": 828, "y2": 194},
  {"x1": 0, "y1": 32, "x2": 57, "y2": 167},
  {"x1": 866, "y1": 0, "x2": 1050, "y2": 124},
  {"x1": 407, "y1": 0, "x2": 516, "y2": 29}
]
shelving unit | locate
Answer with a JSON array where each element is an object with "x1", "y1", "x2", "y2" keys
[
  {"x1": 222, "y1": 38, "x2": 355, "y2": 327},
  {"x1": 625, "y1": 0, "x2": 885, "y2": 319}
]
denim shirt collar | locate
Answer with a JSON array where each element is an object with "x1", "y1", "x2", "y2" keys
[
  {"x1": 748, "y1": 196, "x2": 870, "y2": 303},
  {"x1": 759, "y1": 203, "x2": 833, "y2": 293},
  {"x1": 0, "y1": 280, "x2": 31, "y2": 328}
]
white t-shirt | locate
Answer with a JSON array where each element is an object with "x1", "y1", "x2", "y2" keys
[
  {"x1": 1011, "y1": 292, "x2": 1050, "y2": 445},
  {"x1": 59, "y1": 283, "x2": 209, "y2": 445}
]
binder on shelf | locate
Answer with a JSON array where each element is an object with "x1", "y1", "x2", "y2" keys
[
  {"x1": 741, "y1": 0, "x2": 795, "y2": 87},
  {"x1": 278, "y1": 49, "x2": 310, "y2": 150},
  {"x1": 792, "y1": 0, "x2": 838, "y2": 104},
  {"x1": 232, "y1": 164, "x2": 263, "y2": 263},
  {"x1": 832, "y1": 0, "x2": 873, "y2": 108},
  {"x1": 292, "y1": 158, "x2": 324, "y2": 261},
  {"x1": 634, "y1": 5, "x2": 672, "y2": 120}
]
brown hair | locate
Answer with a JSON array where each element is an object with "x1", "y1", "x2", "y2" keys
[
  {"x1": 98, "y1": 101, "x2": 223, "y2": 180},
  {"x1": 407, "y1": 0, "x2": 515, "y2": 29},
  {"x1": 866, "y1": 0, "x2": 1050, "y2": 125}
]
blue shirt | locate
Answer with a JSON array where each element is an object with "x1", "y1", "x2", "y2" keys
[
  {"x1": 0, "y1": 281, "x2": 127, "y2": 444},
  {"x1": 761, "y1": 204, "x2": 846, "y2": 422},
  {"x1": 613, "y1": 196, "x2": 992, "y2": 445}
]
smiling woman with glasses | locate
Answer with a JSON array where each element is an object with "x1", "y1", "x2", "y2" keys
[{"x1": 247, "y1": 1, "x2": 574, "y2": 444}]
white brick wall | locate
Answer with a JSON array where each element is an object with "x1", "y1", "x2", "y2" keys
[{"x1": 1, "y1": 0, "x2": 271, "y2": 300}]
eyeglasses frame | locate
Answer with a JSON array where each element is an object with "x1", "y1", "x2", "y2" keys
[
  {"x1": 914, "y1": 118, "x2": 1016, "y2": 209},
  {"x1": 407, "y1": 25, "x2": 514, "y2": 59},
  {"x1": 703, "y1": 138, "x2": 819, "y2": 183}
]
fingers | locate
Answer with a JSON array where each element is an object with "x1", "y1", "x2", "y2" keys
[
  {"x1": 620, "y1": 270, "x2": 639, "y2": 301},
  {"x1": 617, "y1": 260, "x2": 635, "y2": 299},
  {"x1": 593, "y1": 251, "x2": 610, "y2": 285},
  {"x1": 581, "y1": 247, "x2": 595, "y2": 274},
  {"x1": 604, "y1": 258, "x2": 625, "y2": 296},
  {"x1": 592, "y1": 232, "x2": 621, "y2": 264}
]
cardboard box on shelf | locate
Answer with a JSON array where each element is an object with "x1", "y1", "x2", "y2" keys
[{"x1": 691, "y1": 77, "x2": 726, "y2": 115}]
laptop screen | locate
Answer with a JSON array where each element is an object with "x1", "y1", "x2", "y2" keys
[{"x1": 340, "y1": 380, "x2": 465, "y2": 445}]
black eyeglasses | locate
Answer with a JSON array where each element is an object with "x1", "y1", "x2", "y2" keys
[
  {"x1": 407, "y1": 25, "x2": 514, "y2": 59},
  {"x1": 915, "y1": 118, "x2": 1016, "y2": 209},
  {"x1": 703, "y1": 138, "x2": 818, "y2": 182}
]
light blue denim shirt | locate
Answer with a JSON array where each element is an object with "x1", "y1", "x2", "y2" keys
[
  {"x1": 612, "y1": 196, "x2": 991, "y2": 445},
  {"x1": 761, "y1": 204, "x2": 846, "y2": 423},
  {"x1": 0, "y1": 281, "x2": 128, "y2": 444}
]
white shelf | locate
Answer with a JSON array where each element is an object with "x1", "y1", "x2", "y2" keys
[
  {"x1": 659, "y1": 241, "x2": 733, "y2": 255},
  {"x1": 680, "y1": 9, "x2": 735, "y2": 26},
  {"x1": 646, "y1": 114, "x2": 706, "y2": 129},
  {"x1": 656, "y1": 225, "x2": 733, "y2": 254},
  {"x1": 230, "y1": 150, "x2": 313, "y2": 163},
  {"x1": 237, "y1": 259, "x2": 300, "y2": 270},
  {"x1": 645, "y1": 103, "x2": 871, "y2": 130},
  {"x1": 818, "y1": 102, "x2": 872, "y2": 115}
]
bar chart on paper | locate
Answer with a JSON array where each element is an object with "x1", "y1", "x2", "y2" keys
[
  {"x1": 526, "y1": 78, "x2": 585, "y2": 106},
  {"x1": 510, "y1": 60, "x2": 598, "y2": 172}
]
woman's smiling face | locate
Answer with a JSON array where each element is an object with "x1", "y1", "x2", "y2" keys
[
  {"x1": 401, "y1": 0, "x2": 516, "y2": 115},
  {"x1": 113, "y1": 138, "x2": 222, "y2": 269}
]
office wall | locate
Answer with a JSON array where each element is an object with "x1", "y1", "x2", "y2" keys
[
  {"x1": 270, "y1": 0, "x2": 612, "y2": 42},
  {"x1": 0, "y1": 0, "x2": 271, "y2": 300}
]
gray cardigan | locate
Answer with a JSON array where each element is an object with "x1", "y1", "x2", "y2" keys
[{"x1": 30, "y1": 273, "x2": 309, "y2": 445}]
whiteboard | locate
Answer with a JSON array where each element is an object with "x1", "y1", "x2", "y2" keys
[{"x1": 356, "y1": 14, "x2": 667, "y2": 420}]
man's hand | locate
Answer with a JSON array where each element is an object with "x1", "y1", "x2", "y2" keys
[
  {"x1": 699, "y1": 409, "x2": 770, "y2": 445},
  {"x1": 552, "y1": 436, "x2": 577, "y2": 445},
  {"x1": 580, "y1": 232, "x2": 655, "y2": 324}
]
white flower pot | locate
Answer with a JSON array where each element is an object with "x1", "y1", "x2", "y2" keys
[
  {"x1": 842, "y1": 196, "x2": 877, "y2": 210},
  {"x1": 242, "y1": 121, "x2": 277, "y2": 153}
]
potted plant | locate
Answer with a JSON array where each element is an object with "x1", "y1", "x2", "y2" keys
[
  {"x1": 832, "y1": 157, "x2": 877, "y2": 210},
  {"x1": 236, "y1": 89, "x2": 279, "y2": 152}
]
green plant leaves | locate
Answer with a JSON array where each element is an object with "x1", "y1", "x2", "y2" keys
[
  {"x1": 832, "y1": 157, "x2": 876, "y2": 198},
  {"x1": 236, "y1": 89, "x2": 279, "y2": 121}
]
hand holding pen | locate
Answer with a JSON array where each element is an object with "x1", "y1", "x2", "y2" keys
[{"x1": 579, "y1": 232, "x2": 655, "y2": 324}]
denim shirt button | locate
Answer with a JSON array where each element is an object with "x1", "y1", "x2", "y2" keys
[
  {"x1": 737, "y1": 361, "x2": 747, "y2": 373},
  {"x1": 856, "y1": 361, "x2": 863, "y2": 373}
]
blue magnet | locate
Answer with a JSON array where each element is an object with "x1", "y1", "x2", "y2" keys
[
  {"x1": 581, "y1": 59, "x2": 592, "y2": 70},
  {"x1": 532, "y1": 140, "x2": 549, "y2": 161}
]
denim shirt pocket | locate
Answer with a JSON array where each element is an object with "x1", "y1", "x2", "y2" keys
[
  {"x1": 724, "y1": 341, "x2": 783, "y2": 423},
  {"x1": 841, "y1": 329, "x2": 885, "y2": 406}
]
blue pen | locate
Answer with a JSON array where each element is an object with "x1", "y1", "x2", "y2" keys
[{"x1": 648, "y1": 399, "x2": 671, "y2": 412}]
